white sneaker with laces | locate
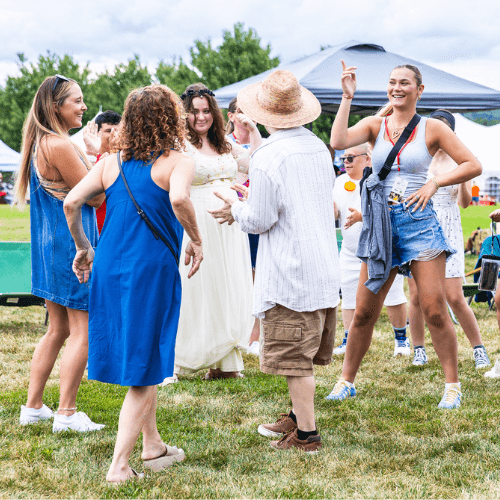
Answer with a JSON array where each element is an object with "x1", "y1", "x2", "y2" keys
[
  {"x1": 412, "y1": 346, "x2": 428, "y2": 366},
  {"x1": 473, "y1": 346, "x2": 491, "y2": 370},
  {"x1": 20, "y1": 404, "x2": 53, "y2": 425},
  {"x1": 247, "y1": 341, "x2": 260, "y2": 356},
  {"x1": 438, "y1": 384, "x2": 461, "y2": 409},
  {"x1": 485, "y1": 358, "x2": 500, "y2": 379},
  {"x1": 394, "y1": 338, "x2": 411, "y2": 357},
  {"x1": 52, "y1": 411, "x2": 105, "y2": 433}
]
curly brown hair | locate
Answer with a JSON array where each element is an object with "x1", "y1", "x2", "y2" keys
[
  {"x1": 181, "y1": 83, "x2": 231, "y2": 155},
  {"x1": 119, "y1": 85, "x2": 186, "y2": 163}
]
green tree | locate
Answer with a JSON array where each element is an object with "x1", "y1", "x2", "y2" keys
[
  {"x1": 155, "y1": 58, "x2": 199, "y2": 96},
  {"x1": 190, "y1": 22, "x2": 280, "y2": 90},
  {"x1": 0, "y1": 52, "x2": 91, "y2": 151},
  {"x1": 312, "y1": 113, "x2": 362, "y2": 144},
  {"x1": 87, "y1": 55, "x2": 152, "y2": 119}
]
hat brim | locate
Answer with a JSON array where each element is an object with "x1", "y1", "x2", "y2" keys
[{"x1": 237, "y1": 81, "x2": 322, "y2": 129}]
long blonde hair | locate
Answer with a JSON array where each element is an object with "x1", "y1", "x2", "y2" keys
[
  {"x1": 376, "y1": 64, "x2": 423, "y2": 117},
  {"x1": 14, "y1": 76, "x2": 88, "y2": 204}
]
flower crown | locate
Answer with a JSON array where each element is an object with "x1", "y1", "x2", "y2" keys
[{"x1": 180, "y1": 88, "x2": 215, "y2": 100}]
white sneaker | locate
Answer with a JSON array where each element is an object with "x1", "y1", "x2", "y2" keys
[
  {"x1": 52, "y1": 411, "x2": 105, "y2": 433},
  {"x1": 20, "y1": 404, "x2": 53, "y2": 425},
  {"x1": 159, "y1": 374, "x2": 179, "y2": 386},
  {"x1": 394, "y1": 338, "x2": 411, "y2": 357},
  {"x1": 247, "y1": 341, "x2": 260, "y2": 356},
  {"x1": 485, "y1": 358, "x2": 500, "y2": 379},
  {"x1": 332, "y1": 337, "x2": 347, "y2": 355}
]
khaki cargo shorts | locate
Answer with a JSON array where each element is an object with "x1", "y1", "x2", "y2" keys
[{"x1": 260, "y1": 303, "x2": 337, "y2": 377}]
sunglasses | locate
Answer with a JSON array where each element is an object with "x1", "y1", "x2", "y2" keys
[
  {"x1": 52, "y1": 74, "x2": 70, "y2": 94},
  {"x1": 340, "y1": 153, "x2": 368, "y2": 164}
]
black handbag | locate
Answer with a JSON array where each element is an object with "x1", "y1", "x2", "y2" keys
[
  {"x1": 117, "y1": 152, "x2": 179, "y2": 266},
  {"x1": 359, "y1": 114, "x2": 421, "y2": 191}
]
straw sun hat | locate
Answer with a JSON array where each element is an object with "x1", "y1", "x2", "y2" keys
[{"x1": 237, "y1": 70, "x2": 321, "y2": 129}]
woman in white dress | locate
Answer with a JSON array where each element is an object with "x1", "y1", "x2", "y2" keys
[
  {"x1": 408, "y1": 110, "x2": 490, "y2": 369},
  {"x1": 162, "y1": 84, "x2": 261, "y2": 382}
]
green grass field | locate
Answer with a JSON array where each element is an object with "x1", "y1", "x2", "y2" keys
[
  {"x1": 1, "y1": 204, "x2": 496, "y2": 244},
  {"x1": 460, "y1": 205, "x2": 498, "y2": 241},
  {"x1": 0, "y1": 204, "x2": 30, "y2": 241},
  {"x1": 1, "y1": 204, "x2": 500, "y2": 498}
]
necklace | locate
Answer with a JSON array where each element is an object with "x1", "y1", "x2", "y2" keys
[{"x1": 391, "y1": 116, "x2": 407, "y2": 139}]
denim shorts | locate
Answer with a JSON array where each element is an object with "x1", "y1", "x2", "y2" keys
[{"x1": 389, "y1": 200, "x2": 455, "y2": 276}]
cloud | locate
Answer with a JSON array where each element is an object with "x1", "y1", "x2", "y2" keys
[{"x1": 0, "y1": 0, "x2": 499, "y2": 90}]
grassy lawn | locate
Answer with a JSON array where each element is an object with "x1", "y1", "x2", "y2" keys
[
  {"x1": 0, "y1": 204, "x2": 30, "y2": 241},
  {"x1": 1, "y1": 207, "x2": 500, "y2": 498},
  {"x1": 460, "y1": 205, "x2": 498, "y2": 241}
]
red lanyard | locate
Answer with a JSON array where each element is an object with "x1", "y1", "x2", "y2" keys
[{"x1": 384, "y1": 117, "x2": 417, "y2": 171}]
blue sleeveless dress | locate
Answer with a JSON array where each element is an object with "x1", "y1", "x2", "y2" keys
[
  {"x1": 30, "y1": 158, "x2": 98, "y2": 310},
  {"x1": 87, "y1": 154, "x2": 183, "y2": 386}
]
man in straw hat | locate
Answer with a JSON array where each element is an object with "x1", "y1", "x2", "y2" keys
[{"x1": 209, "y1": 70, "x2": 340, "y2": 452}]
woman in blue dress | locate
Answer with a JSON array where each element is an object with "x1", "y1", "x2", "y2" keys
[
  {"x1": 15, "y1": 75, "x2": 105, "y2": 432},
  {"x1": 64, "y1": 85, "x2": 203, "y2": 483}
]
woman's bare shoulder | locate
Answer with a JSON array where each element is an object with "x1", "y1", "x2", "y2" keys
[{"x1": 40, "y1": 134, "x2": 74, "y2": 154}]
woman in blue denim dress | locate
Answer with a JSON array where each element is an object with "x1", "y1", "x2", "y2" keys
[
  {"x1": 15, "y1": 76, "x2": 105, "y2": 432},
  {"x1": 326, "y1": 61, "x2": 482, "y2": 408}
]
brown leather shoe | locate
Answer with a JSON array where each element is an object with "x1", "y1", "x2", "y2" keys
[
  {"x1": 258, "y1": 413, "x2": 298, "y2": 437},
  {"x1": 270, "y1": 429, "x2": 322, "y2": 453}
]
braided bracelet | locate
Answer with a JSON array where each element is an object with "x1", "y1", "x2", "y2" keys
[
  {"x1": 431, "y1": 178, "x2": 441, "y2": 189},
  {"x1": 342, "y1": 94, "x2": 353, "y2": 99}
]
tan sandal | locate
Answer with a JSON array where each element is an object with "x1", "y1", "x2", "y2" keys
[
  {"x1": 143, "y1": 443, "x2": 185, "y2": 472},
  {"x1": 107, "y1": 467, "x2": 144, "y2": 485}
]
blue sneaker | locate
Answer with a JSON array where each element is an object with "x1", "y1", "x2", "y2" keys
[
  {"x1": 332, "y1": 337, "x2": 347, "y2": 355},
  {"x1": 438, "y1": 384, "x2": 461, "y2": 409},
  {"x1": 473, "y1": 346, "x2": 490, "y2": 370},
  {"x1": 326, "y1": 377, "x2": 356, "y2": 401},
  {"x1": 412, "y1": 346, "x2": 428, "y2": 366}
]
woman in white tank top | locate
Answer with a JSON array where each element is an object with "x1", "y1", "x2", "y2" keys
[{"x1": 326, "y1": 61, "x2": 482, "y2": 409}]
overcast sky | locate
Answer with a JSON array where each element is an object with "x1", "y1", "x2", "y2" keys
[{"x1": 1, "y1": 0, "x2": 499, "y2": 91}]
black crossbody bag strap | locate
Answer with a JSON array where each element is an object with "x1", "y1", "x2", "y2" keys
[
  {"x1": 379, "y1": 113, "x2": 421, "y2": 180},
  {"x1": 360, "y1": 113, "x2": 421, "y2": 190},
  {"x1": 117, "y1": 152, "x2": 179, "y2": 266}
]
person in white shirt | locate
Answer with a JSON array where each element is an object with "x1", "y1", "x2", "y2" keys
[
  {"x1": 333, "y1": 143, "x2": 409, "y2": 357},
  {"x1": 209, "y1": 70, "x2": 340, "y2": 453}
]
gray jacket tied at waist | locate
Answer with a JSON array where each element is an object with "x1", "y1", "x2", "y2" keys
[{"x1": 356, "y1": 172, "x2": 393, "y2": 294}]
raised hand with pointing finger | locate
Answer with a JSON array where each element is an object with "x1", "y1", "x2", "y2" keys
[{"x1": 341, "y1": 59, "x2": 357, "y2": 98}]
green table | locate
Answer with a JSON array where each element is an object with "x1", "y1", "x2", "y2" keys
[{"x1": 0, "y1": 242, "x2": 45, "y2": 307}]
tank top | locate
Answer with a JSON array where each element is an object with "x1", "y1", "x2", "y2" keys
[{"x1": 372, "y1": 116, "x2": 433, "y2": 199}]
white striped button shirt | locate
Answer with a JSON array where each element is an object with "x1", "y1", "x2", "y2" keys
[{"x1": 231, "y1": 127, "x2": 340, "y2": 318}]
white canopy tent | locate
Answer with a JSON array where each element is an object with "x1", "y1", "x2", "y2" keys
[
  {"x1": 0, "y1": 139, "x2": 21, "y2": 172},
  {"x1": 453, "y1": 114, "x2": 500, "y2": 199}
]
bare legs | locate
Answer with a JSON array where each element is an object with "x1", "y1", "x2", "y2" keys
[
  {"x1": 107, "y1": 385, "x2": 164, "y2": 482},
  {"x1": 386, "y1": 303, "x2": 407, "y2": 330},
  {"x1": 410, "y1": 256, "x2": 458, "y2": 383},
  {"x1": 342, "y1": 266, "x2": 399, "y2": 382},
  {"x1": 287, "y1": 376, "x2": 316, "y2": 432},
  {"x1": 343, "y1": 302, "x2": 406, "y2": 336},
  {"x1": 341, "y1": 255, "x2": 458, "y2": 384},
  {"x1": 26, "y1": 300, "x2": 89, "y2": 416},
  {"x1": 409, "y1": 276, "x2": 483, "y2": 349}
]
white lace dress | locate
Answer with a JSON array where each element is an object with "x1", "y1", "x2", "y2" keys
[
  {"x1": 174, "y1": 141, "x2": 254, "y2": 374},
  {"x1": 430, "y1": 173, "x2": 464, "y2": 278}
]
